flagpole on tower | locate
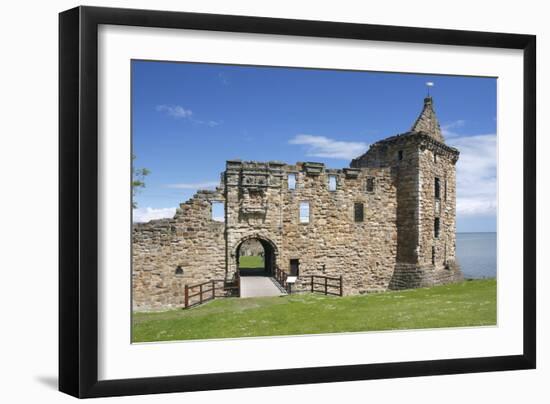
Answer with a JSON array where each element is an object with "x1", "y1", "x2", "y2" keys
[{"x1": 426, "y1": 81, "x2": 434, "y2": 97}]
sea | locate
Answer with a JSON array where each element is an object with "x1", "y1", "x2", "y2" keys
[{"x1": 455, "y1": 232, "x2": 497, "y2": 279}]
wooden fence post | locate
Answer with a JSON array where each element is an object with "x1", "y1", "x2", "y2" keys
[
  {"x1": 324, "y1": 277, "x2": 328, "y2": 295},
  {"x1": 184, "y1": 284, "x2": 189, "y2": 308},
  {"x1": 311, "y1": 276, "x2": 314, "y2": 293},
  {"x1": 199, "y1": 284, "x2": 203, "y2": 304},
  {"x1": 339, "y1": 275, "x2": 343, "y2": 297},
  {"x1": 212, "y1": 280, "x2": 215, "y2": 299}
]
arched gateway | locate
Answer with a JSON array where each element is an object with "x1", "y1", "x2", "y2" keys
[
  {"x1": 233, "y1": 235, "x2": 284, "y2": 298},
  {"x1": 234, "y1": 235, "x2": 278, "y2": 277}
]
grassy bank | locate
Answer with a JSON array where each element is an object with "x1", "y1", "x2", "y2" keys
[{"x1": 132, "y1": 279, "x2": 496, "y2": 343}]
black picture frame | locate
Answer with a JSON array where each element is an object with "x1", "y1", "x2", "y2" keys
[{"x1": 59, "y1": 5, "x2": 536, "y2": 398}]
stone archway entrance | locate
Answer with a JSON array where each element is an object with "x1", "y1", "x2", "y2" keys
[
  {"x1": 234, "y1": 235, "x2": 284, "y2": 298},
  {"x1": 236, "y1": 236, "x2": 277, "y2": 277}
]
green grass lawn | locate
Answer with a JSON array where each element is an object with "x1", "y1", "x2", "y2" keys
[
  {"x1": 238, "y1": 255, "x2": 264, "y2": 268},
  {"x1": 132, "y1": 279, "x2": 496, "y2": 343},
  {"x1": 238, "y1": 255, "x2": 266, "y2": 274}
]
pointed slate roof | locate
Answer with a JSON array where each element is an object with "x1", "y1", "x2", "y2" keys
[{"x1": 411, "y1": 96, "x2": 445, "y2": 143}]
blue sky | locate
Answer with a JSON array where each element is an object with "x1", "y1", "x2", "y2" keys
[{"x1": 132, "y1": 60, "x2": 497, "y2": 232}]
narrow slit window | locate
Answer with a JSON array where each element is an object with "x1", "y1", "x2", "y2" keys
[
  {"x1": 434, "y1": 217, "x2": 440, "y2": 238},
  {"x1": 434, "y1": 152, "x2": 438, "y2": 163},
  {"x1": 444, "y1": 179, "x2": 448, "y2": 201},
  {"x1": 288, "y1": 174, "x2": 296, "y2": 190},
  {"x1": 398, "y1": 150, "x2": 403, "y2": 161},
  {"x1": 211, "y1": 201, "x2": 225, "y2": 222},
  {"x1": 299, "y1": 202, "x2": 310, "y2": 223},
  {"x1": 328, "y1": 175, "x2": 337, "y2": 191},
  {"x1": 366, "y1": 177, "x2": 375, "y2": 193},
  {"x1": 354, "y1": 202, "x2": 364, "y2": 222},
  {"x1": 434, "y1": 177, "x2": 441, "y2": 200},
  {"x1": 431, "y1": 247, "x2": 436, "y2": 265}
]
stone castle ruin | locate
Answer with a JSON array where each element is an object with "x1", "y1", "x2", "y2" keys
[{"x1": 133, "y1": 97, "x2": 463, "y2": 310}]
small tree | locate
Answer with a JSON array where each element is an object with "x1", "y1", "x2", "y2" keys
[{"x1": 132, "y1": 155, "x2": 150, "y2": 208}]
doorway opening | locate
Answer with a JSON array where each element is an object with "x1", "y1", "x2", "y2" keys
[
  {"x1": 236, "y1": 238, "x2": 276, "y2": 277},
  {"x1": 289, "y1": 259, "x2": 300, "y2": 277}
]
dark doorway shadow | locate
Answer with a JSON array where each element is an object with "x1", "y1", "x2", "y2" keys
[{"x1": 239, "y1": 267, "x2": 268, "y2": 277}]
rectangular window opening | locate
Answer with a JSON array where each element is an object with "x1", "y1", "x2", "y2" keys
[
  {"x1": 354, "y1": 202, "x2": 364, "y2": 222},
  {"x1": 328, "y1": 175, "x2": 337, "y2": 191},
  {"x1": 444, "y1": 179, "x2": 448, "y2": 201},
  {"x1": 435, "y1": 177, "x2": 441, "y2": 200},
  {"x1": 431, "y1": 246, "x2": 436, "y2": 265},
  {"x1": 434, "y1": 217, "x2": 440, "y2": 238},
  {"x1": 299, "y1": 202, "x2": 310, "y2": 223},
  {"x1": 366, "y1": 177, "x2": 375, "y2": 193},
  {"x1": 398, "y1": 150, "x2": 403, "y2": 160},
  {"x1": 211, "y1": 201, "x2": 225, "y2": 222},
  {"x1": 288, "y1": 173, "x2": 296, "y2": 190}
]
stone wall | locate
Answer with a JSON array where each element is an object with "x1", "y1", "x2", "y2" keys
[
  {"x1": 277, "y1": 163, "x2": 397, "y2": 295},
  {"x1": 414, "y1": 135, "x2": 463, "y2": 286},
  {"x1": 388, "y1": 261, "x2": 463, "y2": 290},
  {"x1": 132, "y1": 188, "x2": 226, "y2": 311},
  {"x1": 352, "y1": 134, "x2": 423, "y2": 265},
  {"x1": 351, "y1": 129, "x2": 462, "y2": 289},
  {"x1": 132, "y1": 160, "x2": 398, "y2": 309},
  {"x1": 224, "y1": 160, "x2": 285, "y2": 279},
  {"x1": 223, "y1": 160, "x2": 398, "y2": 295}
]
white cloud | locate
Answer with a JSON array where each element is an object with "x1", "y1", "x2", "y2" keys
[
  {"x1": 133, "y1": 207, "x2": 177, "y2": 223},
  {"x1": 165, "y1": 181, "x2": 219, "y2": 190},
  {"x1": 156, "y1": 104, "x2": 193, "y2": 118},
  {"x1": 448, "y1": 133, "x2": 497, "y2": 217},
  {"x1": 441, "y1": 120, "x2": 466, "y2": 138},
  {"x1": 456, "y1": 197, "x2": 496, "y2": 216},
  {"x1": 193, "y1": 119, "x2": 222, "y2": 127},
  {"x1": 156, "y1": 105, "x2": 222, "y2": 127},
  {"x1": 289, "y1": 134, "x2": 368, "y2": 160}
]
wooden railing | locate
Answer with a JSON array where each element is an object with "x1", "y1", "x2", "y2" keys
[
  {"x1": 274, "y1": 266, "x2": 288, "y2": 291},
  {"x1": 184, "y1": 272, "x2": 240, "y2": 309},
  {"x1": 310, "y1": 275, "x2": 343, "y2": 296}
]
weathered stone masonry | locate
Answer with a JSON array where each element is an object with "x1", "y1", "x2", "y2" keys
[{"x1": 133, "y1": 97, "x2": 463, "y2": 310}]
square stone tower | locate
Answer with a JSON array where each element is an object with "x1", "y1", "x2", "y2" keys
[{"x1": 351, "y1": 97, "x2": 463, "y2": 288}]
